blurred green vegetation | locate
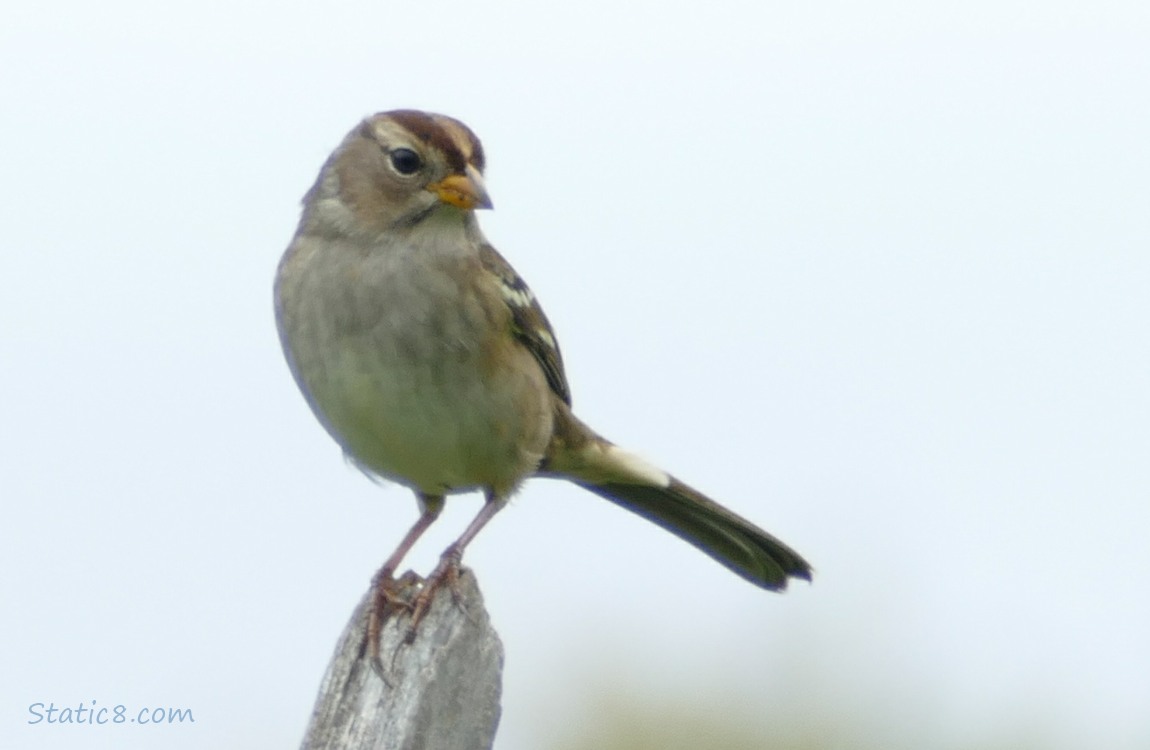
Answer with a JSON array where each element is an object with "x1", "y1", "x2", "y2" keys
[
  {"x1": 543, "y1": 687, "x2": 1054, "y2": 750},
  {"x1": 548, "y1": 700, "x2": 831, "y2": 750}
]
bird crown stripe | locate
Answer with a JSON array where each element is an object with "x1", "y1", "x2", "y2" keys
[{"x1": 382, "y1": 110, "x2": 484, "y2": 174}]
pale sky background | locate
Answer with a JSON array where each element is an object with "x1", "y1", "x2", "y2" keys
[{"x1": 2, "y1": 1, "x2": 1148, "y2": 749}]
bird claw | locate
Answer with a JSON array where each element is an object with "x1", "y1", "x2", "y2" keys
[
  {"x1": 403, "y1": 547, "x2": 465, "y2": 644},
  {"x1": 361, "y1": 569, "x2": 422, "y2": 681},
  {"x1": 360, "y1": 546, "x2": 476, "y2": 682}
]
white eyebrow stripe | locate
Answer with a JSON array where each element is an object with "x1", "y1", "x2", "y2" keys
[{"x1": 432, "y1": 116, "x2": 476, "y2": 165}]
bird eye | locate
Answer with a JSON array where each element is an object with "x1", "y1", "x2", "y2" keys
[{"x1": 389, "y1": 148, "x2": 422, "y2": 175}]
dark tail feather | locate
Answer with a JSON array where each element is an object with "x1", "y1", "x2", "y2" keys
[{"x1": 576, "y1": 478, "x2": 813, "y2": 591}]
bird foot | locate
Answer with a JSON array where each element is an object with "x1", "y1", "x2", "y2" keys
[
  {"x1": 362, "y1": 568, "x2": 422, "y2": 681},
  {"x1": 360, "y1": 548, "x2": 475, "y2": 680},
  {"x1": 402, "y1": 546, "x2": 465, "y2": 644}
]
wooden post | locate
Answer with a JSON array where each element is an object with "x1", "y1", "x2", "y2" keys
[{"x1": 299, "y1": 570, "x2": 504, "y2": 750}]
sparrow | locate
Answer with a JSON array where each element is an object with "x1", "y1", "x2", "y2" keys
[{"x1": 274, "y1": 110, "x2": 811, "y2": 650}]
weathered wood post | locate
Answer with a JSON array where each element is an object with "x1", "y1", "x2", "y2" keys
[{"x1": 299, "y1": 570, "x2": 504, "y2": 750}]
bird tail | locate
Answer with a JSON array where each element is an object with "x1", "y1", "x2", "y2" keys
[{"x1": 541, "y1": 408, "x2": 812, "y2": 590}]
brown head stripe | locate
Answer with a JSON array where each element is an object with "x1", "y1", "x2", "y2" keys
[{"x1": 381, "y1": 110, "x2": 485, "y2": 174}]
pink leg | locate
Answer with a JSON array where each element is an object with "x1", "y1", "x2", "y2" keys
[
  {"x1": 365, "y1": 494, "x2": 444, "y2": 666},
  {"x1": 404, "y1": 490, "x2": 506, "y2": 640}
]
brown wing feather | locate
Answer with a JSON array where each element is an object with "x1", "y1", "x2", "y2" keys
[{"x1": 479, "y1": 244, "x2": 572, "y2": 405}]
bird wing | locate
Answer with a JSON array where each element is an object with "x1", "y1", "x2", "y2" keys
[{"x1": 479, "y1": 243, "x2": 572, "y2": 406}]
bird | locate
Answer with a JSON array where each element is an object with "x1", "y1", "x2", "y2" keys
[{"x1": 274, "y1": 109, "x2": 811, "y2": 649}]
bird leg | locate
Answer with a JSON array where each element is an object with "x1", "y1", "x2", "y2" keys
[
  {"x1": 363, "y1": 494, "x2": 443, "y2": 669},
  {"x1": 404, "y1": 490, "x2": 506, "y2": 643}
]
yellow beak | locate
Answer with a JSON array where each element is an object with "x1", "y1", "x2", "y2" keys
[{"x1": 428, "y1": 165, "x2": 493, "y2": 210}]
